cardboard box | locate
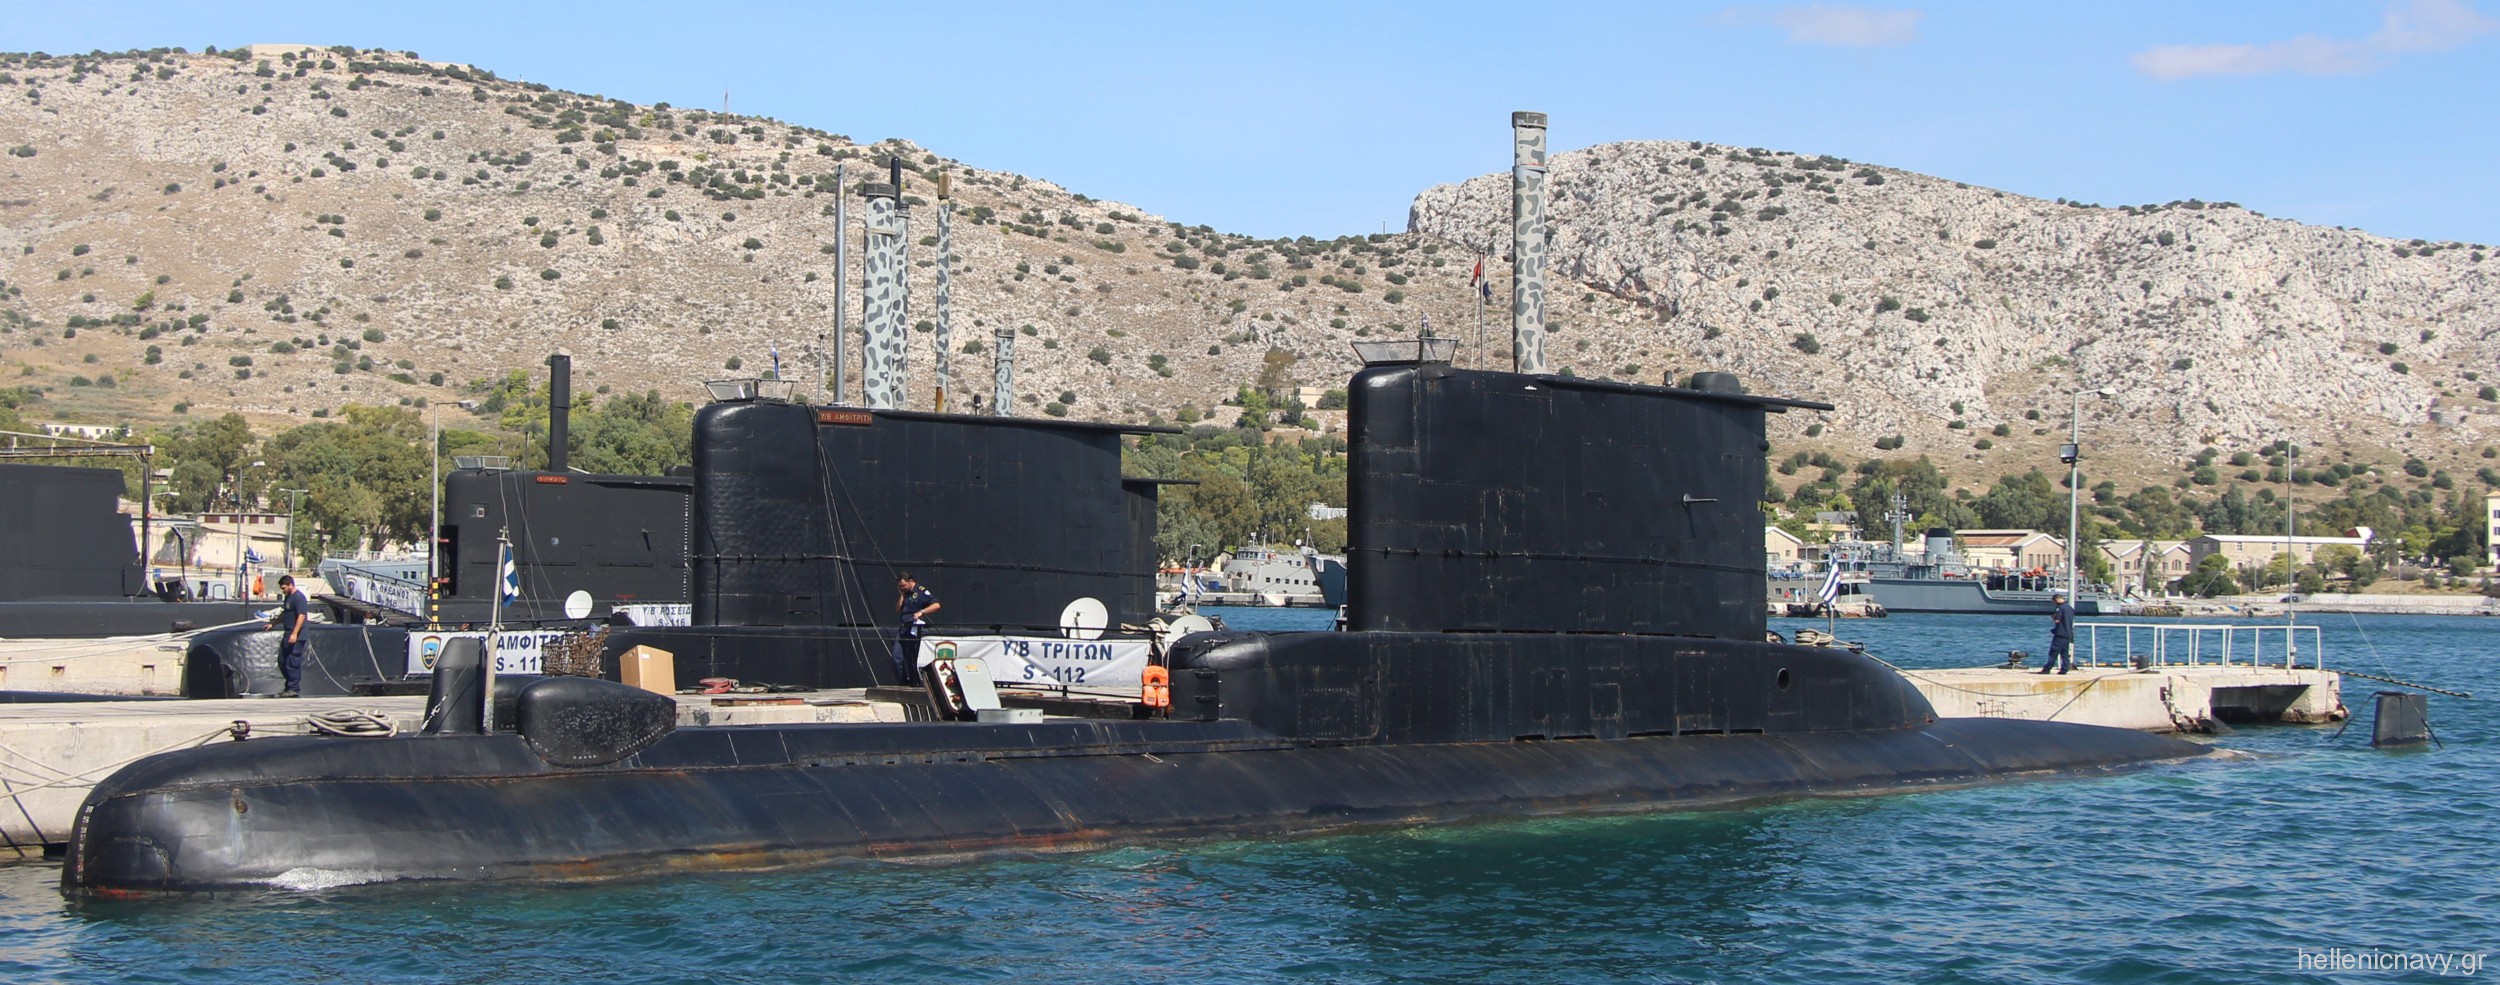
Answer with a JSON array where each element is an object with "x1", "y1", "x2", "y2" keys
[{"x1": 619, "y1": 645, "x2": 675, "y2": 696}]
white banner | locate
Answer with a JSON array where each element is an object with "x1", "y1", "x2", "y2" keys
[
  {"x1": 918, "y1": 635, "x2": 1152, "y2": 688},
  {"x1": 341, "y1": 571, "x2": 430, "y2": 616},
  {"x1": 615, "y1": 603, "x2": 692, "y2": 627},
  {"x1": 406, "y1": 629, "x2": 569, "y2": 675}
]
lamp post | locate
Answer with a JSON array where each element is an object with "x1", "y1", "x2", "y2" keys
[
  {"x1": 278, "y1": 487, "x2": 308, "y2": 576},
  {"x1": 2062, "y1": 388, "x2": 2114, "y2": 601},
  {"x1": 234, "y1": 460, "x2": 265, "y2": 599}
]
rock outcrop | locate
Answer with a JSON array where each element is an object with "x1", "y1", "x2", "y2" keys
[{"x1": 1411, "y1": 140, "x2": 2499, "y2": 470}]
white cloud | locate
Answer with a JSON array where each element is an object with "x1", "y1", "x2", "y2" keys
[
  {"x1": 2374, "y1": 0, "x2": 2500, "y2": 49},
  {"x1": 2133, "y1": 0, "x2": 2499, "y2": 80},
  {"x1": 2132, "y1": 36, "x2": 2376, "y2": 79},
  {"x1": 1720, "y1": 5, "x2": 1924, "y2": 47}
]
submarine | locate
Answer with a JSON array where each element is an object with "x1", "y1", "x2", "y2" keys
[
  {"x1": 177, "y1": 354, "x2": 700, "y2": 697},
  {"x1": 59, "y1": 352, "x2": 2208, "y2": 896},
  {"x1": 0, "y1": 462, "x2": 263, "y2": 639},
  {"x1": 59, "y1": 112, "x2": 2209, "y2": 896},
  {"x1": 179, "y1": 351, "x2": 1175, "y2": 697}
]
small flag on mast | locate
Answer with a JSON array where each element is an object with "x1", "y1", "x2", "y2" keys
[
  {"x1": 499, "y1": 544, "x2": 520, "y2": 605},
  {"x1": 1815, "y1": 563, "x2": 1843, "y2": 605}
]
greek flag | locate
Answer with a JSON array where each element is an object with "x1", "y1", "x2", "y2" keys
[
  {"x1": 499, "y1": 545, "x2": 520, "y2": 605},
  {"x1": 243, "y1": 546, "x2": 264, "y2": 564},
  {"x1": 1815, "y1": 563, "x2": 1843, "y2": 605}
]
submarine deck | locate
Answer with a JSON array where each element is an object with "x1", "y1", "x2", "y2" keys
[{"x1": 0, "y1": 688, "x2": 956, "y2": 857}]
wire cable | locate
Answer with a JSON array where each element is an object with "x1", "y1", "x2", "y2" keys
[
  {"x1": 0, "y1": 617, "x2": 265, "y2": 663},
  {"x1": 304, "y1": 708, "x2": 398, "y2": 737}
]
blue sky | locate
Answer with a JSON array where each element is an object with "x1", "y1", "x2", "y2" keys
[{"x1": 7, "y1": 1, "x2": 2496, "y2": 243}]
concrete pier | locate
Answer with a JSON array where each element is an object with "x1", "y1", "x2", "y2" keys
[
  {"x1": 1895, "y1": 619, "x2": 2347, "y2": 734},
  {"x1": 0, "y1": 690, "x2": 924, "y2": 857},
  {"x1": 1905, "y1": 664, "x2": 2345, "y2": 733},
  {"x1": 0, "y1": 634, "x2": 193, "y2": 695}
]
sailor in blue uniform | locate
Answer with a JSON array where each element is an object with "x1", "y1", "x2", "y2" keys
[
  {"x1": 893, "y1": 573, "x2": 940, "y2": 687},
  {"x1": 268, "y1": 574, "x2": 311, "y2": 696},
  {"x1": 2038, "y1": 588, "x2": 2076, "y2": 674}
]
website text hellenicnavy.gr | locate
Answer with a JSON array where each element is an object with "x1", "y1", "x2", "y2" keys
[{"x1": 2296, "y1": 948, "x2": 2485, "y2": 977}]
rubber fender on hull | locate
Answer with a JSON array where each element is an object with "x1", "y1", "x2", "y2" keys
[{"x1": 61, "y1": 717, "x2": 2205, "y2": 896}]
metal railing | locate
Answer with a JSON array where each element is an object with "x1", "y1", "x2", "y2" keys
[{"x1": 2077, "y1": 622, "x2": 2325, "y2": 670}]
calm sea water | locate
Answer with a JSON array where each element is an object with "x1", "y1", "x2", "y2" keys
[{"x1": 3, "y1": 610, "x2": 2493, "y2": 984}]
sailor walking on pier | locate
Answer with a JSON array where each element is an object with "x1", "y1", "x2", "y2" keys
[
  {"x1": 2039, "y1": 589, "x2": 2076, "y2": 674},
  {"x1": 267, "y1": 574, "x2": 310, "y2": 697}
]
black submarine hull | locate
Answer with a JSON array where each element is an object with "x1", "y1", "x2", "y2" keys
[
  {"x1": 62, "y1": 709, "x2": 2203, "y2": 895},
  {"x1": 0, "y1": 463, "x2": 266, "y2": 638},
  {"x1": 0, "y1": 599, "x2": 263, "y2": 639}
]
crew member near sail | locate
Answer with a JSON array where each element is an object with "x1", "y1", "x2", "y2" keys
[
  {"x1": 893, "y1": 573, "x2": 940, "y2": 687},
  {"x1": 267, "y1": 574, "x2": 310, "y2": 697},
  {"x1": 2038, "y1": 588, "x2": 2076, "y2": 675}
]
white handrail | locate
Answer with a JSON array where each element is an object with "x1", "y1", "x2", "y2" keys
[{"x1": 2078, "y1": 621, "x2": 2324, "y2": 670}]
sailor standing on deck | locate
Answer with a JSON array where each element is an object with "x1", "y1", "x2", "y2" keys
[
  {"x1": 2038, "y1": 589, "x2": 2076, "y2": 675},
  {"x1": 893, "y1": 573, "x2": 940, "y2": 687}
]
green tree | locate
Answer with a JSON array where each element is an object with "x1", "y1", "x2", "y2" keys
[
  {"x1": 2199, "y1": 484, "x2": 2264, "y2": 535},
  {"x1": 567, "y1": 390, "x2": 693, "y2": 474},
  {"x1": 261, "y1": 405, "x2": 429, "y2": 555},
  {"x1": 2120, "y1": 485, "x2": 2198, "y2": 538},
  {"x1": 1231, "y1": 385, "x2": 1273, "y2": 432},
  {"x1": 2178, "y1": 554, "x2": 2237, "y2": 597},
  {"x1": 1972, "y1": 469, "x2": 2061, "y2": 531},
  {"x1": 2295, "y1": 566, "x2": 2328, "y2": 595},
  {"x1": 160, "y1": 413, "x2": 258, "y2": 511},
  {"x1": 1845, "y1": 456, "x2": 1977, "y2": 531},
  {"x1": 0, "y1": 387, "x2": 30, "y2": 434},
  {"x1": 2317, "y1": 544, "x2": 2364, "y2": 578},
  {"x1": 1256, "y1": 347, "x2": 1297, "y2": 396}
]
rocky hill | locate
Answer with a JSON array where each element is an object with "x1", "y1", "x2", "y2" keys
[
  {"x1": 3, "y1": 46, "x2": 2495, "y2": 492},
  {"x1": 1410, "y1": 141, "x2": 2500, "y2": 485}
]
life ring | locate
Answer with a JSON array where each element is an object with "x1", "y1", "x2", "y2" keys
[{"x1": 1140, "y1": 664, "x2": 1171, "y2": 715}]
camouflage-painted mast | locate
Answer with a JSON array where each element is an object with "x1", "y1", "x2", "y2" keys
[
  {"x1": 1510, "y1": 111, "x2": 1548, "y2": 375},
  {"x1": 895, "y1": 158, "x2": 913, "y2": 405},
  {"x1": 830, "y1": 161, "x2": 846, "y2": 404},
  {"x1": 933, "y1": 172, "x2": 954, "y2": 413},
  {"x1": 859, "y1": 161, "x2": 909, "y2": 409},
  {"x1": 992, "y1": 328, "x2": 1016, "y2": 416}
]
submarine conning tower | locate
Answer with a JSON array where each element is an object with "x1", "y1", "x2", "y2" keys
[
  {"x1": 688, "y1": 395, "x2": 1172, "y2": 632},
  {"x1": 1162, "y1": 350, "x2": 1945, "y2": 746},
  {"x1": 1344, "y1": 362, "x2": 1821, "y2": 639}
]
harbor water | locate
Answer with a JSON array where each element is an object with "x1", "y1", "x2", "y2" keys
[{"x1": 2, "y1": 611, "x2": 2493, "y2": 983}]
